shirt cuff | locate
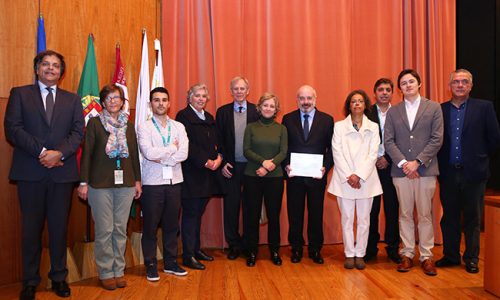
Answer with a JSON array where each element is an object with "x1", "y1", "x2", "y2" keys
[{"x1": 397, "y1": 159, "x2": 408, "y2": 168}]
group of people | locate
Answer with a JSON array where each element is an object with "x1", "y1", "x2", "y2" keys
[{"x1": 6, "y1": 50, "x2": 500, "y2": 300}]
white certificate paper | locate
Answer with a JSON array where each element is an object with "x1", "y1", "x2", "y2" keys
[{"x1": 289, "y1": 153, "x2": 323, "y2": 178}]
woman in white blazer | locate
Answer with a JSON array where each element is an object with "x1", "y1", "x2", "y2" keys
[{"x1": 328, "y1": 90, "x2": 382, "y2": 270}]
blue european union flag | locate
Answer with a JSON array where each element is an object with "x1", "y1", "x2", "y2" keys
[{"x1": 37, "y1": 15, "x2": 46, "y2": 54}]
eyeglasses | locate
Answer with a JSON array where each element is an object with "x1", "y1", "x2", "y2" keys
[
  {"x1": 350, "y1": 99, "x2": 364, "y2": 104},
  {"x1": 105, "y1": 95, "x2": 122, "y2": 102}
]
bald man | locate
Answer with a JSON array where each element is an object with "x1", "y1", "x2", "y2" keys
[{"x1": 282, "y1": 85, "x2": 334, "y2": 264}]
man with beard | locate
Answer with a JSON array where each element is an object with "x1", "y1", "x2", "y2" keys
[{"x1": 282, "y1": 85, "x2": 334, "y2": 264}]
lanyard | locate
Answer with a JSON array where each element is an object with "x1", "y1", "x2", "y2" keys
[
  {"x1": 116, "y1": 159, "x2": 121, "y2": 170},
  {"x1": 151, "y1": 117, "x2": 171, "y2": 146}
]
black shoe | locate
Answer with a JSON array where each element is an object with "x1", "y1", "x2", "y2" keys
[
  {"x1": 435, "y1": 257, "x2": 460, "y2": 267},
  {"x1": 363, "y1": 252, "x2": 377, "y2": 262},
  {"x1": 246, "y1": 252, "x2": 257, "y2": 267},
  {"x1": 20, "y1": 285, "x2": 36, "y2": 300},
  {"x1": 195, "y1": 250, "x2": 214, "y2": 261},
  {"x1": 51, "y1": 281, "x2": 71, "y2": 297},
  {"x1": 387, "y1": 251, "x2": 402, "y2": 264},
  {"x1": 227, "y1": 248, "x2": 240, "y2": 260},
  {"x1": 309, "y1": 250, "x2": 324, "y2": 264},
  {"x1": 183, "y1": 256, "x2": 206, "y2": 270},
  {"x1": 465, "y1": 262, "x2": 479, "y2": 274},
  {"x1": 271, "y1": 251, "x2": 282, "y2": 266},
  {"x1": 291, "y1": 249, "x2": 302, "y2": 263}
]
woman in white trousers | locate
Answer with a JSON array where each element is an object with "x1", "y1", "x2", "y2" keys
[{"x1": 328, "y1": 90, "x2": 382, "y2": 270}]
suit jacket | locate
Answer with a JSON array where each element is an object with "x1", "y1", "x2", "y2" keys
[
  {"x1": 215, "y1": 101, "x2": 259, "y2": 165},
  {"x1": 327, "y1": 115, "x2": 382, "y2": 198},
  {"x1": 366, "y1": 104, "x2": 392, "y2": 164},
  {"x1": 4, "y1": 84, "x2": 84, "y2": 182},
  {"x1": 176, "y1": 106, "x2": 223, "y2": 198},
  {"x1": 438, "y1": 97, "x2": 500, "y2": 182},
  {"x1": 384, "y1": 97, "x2": 444, "y2": 177},
  {"x1": 281, "y1": 109, "x2": 334, "y2": 177}
]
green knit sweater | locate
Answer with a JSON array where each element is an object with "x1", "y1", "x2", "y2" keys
[{"x1": 243, "y1": 117, "x2": 288, "y2": 177}]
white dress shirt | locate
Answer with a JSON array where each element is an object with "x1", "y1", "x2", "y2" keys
[
  {"x1": 376, "y1": 103, "x2": 391, "y2": 157},
  {"x1": 397, "y1": 96, "x2": 421, "y2": 167},
  {"x1": 137, "y1": 116, "x2": 189, "y2": 185},
  {"x1": 404, "y1": 96, "x2": 421, "y2": 130}
]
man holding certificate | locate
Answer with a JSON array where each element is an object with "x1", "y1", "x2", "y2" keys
[{"x1": 282, "y1": 85, "x2": 334, "y2": 264}]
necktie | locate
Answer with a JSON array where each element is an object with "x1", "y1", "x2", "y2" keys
[
  {"x1": 303, "y1": 114, "x2": 310, "y2": 140},
  {"x1": 238, "y1": 106, "x2": 243, "y2": 113},
  {"x1": 46, "y1": 87, "x2": 54, "y2": 124}
]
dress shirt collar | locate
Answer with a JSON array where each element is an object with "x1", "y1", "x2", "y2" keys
[
  {"x1": 189, "y1": 104, "x2": 205, "y2": 120},
  {"x1": 404, "y1": 95, "x2": 421, "y2": 108},
  {"x1": 300, "y1": 108, "x2": 316, "y2": 120},
  {"x1": 38, "y1": 81, "x2": 57, "y2": 94},
  {"x1": 233, "y1": 101, "x2": 248, "y2": 113}
]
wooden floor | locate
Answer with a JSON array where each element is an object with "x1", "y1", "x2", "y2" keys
[{"x1": 0, "y1": 236, "x2": 496, "y2": 300}]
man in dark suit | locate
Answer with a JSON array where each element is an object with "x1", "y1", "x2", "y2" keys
[
  {"x1": 384, "y1": 69, "x2": 443, "y2": 276},
  {"x1": 282, "y1": 85, "x2": 334, "y2": 264},
  {"x1": 365, "y1": 78, "x2": 401, "y2": 264},
  {"x1": 216, "y1": 76, "x2": 259, "y2": 259},
  {"x1": 436, "y1": 69, "x2": 500, "y2": 273},
  {"x1": 4, "y1": 50, "x2": 84, "y2": 300}
]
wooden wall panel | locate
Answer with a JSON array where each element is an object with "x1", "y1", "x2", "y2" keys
[
  {"x1": 0, "y1": 0, "x2": 159, "y2": 286},
  {"x1": 0, "y1": 98, "x2": 22, "y2": 286}
]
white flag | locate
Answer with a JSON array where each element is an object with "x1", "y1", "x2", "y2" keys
[
  {"x1": 135, "y1": 30, "x2": 151, "y2": 132},
  {"x1": 151, "y1": 39, "x2": 164, "y2": 89}
]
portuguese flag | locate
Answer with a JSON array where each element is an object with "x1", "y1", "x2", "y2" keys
[{"x1": 78, "y1": 34, "x2": 102, "y2": 125}]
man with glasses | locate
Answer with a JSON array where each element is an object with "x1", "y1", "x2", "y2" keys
[
  {"x1": 436, "y1": 69, "x2": 500, "y2": 273},
  {"x1": 216, "y1": 76, "x2": 259, "y2": 259},
  {"x1": 5, "y1": 50, "x2": 84, "y2": 300}
]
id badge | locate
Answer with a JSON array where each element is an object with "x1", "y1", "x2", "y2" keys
[
  {"x1": 114, "y1": 169, "x2": 124, "y2": 184},
  {"x1": 162, "y1": 166, "x2": 173, "y2": 179}
]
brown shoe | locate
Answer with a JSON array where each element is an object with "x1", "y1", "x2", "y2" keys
[
  {"x1": 344, "y1": 257, "x2": 355, "y2": 269},
  {"x1": 101, "y1": 278, "x2": 116, "y2": 290},
  {"x1": 355, "y1": 257, "x2": 366, "y2": 270},
  {"x1": 115, "y1": 276, "x2": 127, "y2": 288},
  {"x1": 421, "y1": 259, "x2": 437, "y2": 276},
  {"x1": 397, "y1": 256, "x2": 413, "y2": 272}
]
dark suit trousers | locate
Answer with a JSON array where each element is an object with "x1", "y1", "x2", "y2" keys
[
  {"x1": 181, "y1": 196, "x2": 209, "y2": 259},
  {"x1": 18, "y1": 179, "x2": 73, "y2": 287},
  {"x1": 223, "y1": 162, "x2": 247, "y2": 250},
  {"x1": 286, "y1": 176, "x2": 326, "y2": 252},
  {"x1": 439, "y1": 167, "x2": 485, "y2": 264},
  {"x1": 243, "y1": 176, "x2": 284, "y2": 253},
  {"x1": 366, "y1": 166, "x2": 400, "y2": 256},
  {"x1": 141, "y1": 184, "x2": 181, "y2": 267}
]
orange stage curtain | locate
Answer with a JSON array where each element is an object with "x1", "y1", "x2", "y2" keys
[{"x1": 162, "y1": 0, "x2": 455, "y2": 248}]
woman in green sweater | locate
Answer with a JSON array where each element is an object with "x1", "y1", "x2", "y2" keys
[{"x1": 243, "y1": 92, "x2": 288, "y2": 267}]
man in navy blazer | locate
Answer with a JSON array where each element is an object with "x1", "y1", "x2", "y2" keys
[
  {"x1": 4, "y1": 50, "x2": 84, "y2": 299},
  {"x1": 436, "y1": 69, "x2": 500, "y2": 273},
  {"x1": 215, "y1": 77, "x2": 259, "y2": 260},
  {"x1": 282, "y1": 85, "x2": 334, "y2": 264}
]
